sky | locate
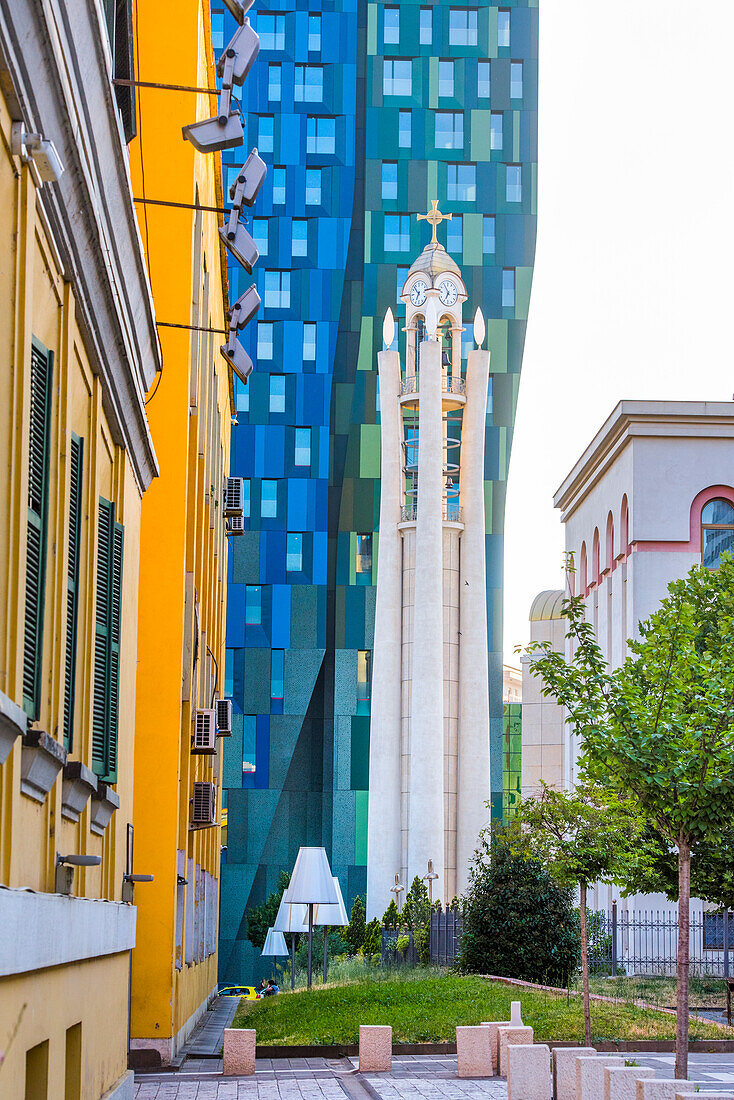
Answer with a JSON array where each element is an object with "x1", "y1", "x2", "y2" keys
[{"x1": 503, "y1": 0, "x2": 734, "y2": 664}]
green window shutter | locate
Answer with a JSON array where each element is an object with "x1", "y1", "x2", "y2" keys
[
  {"x1": 63, "y1": 435, "x2": 83, "y2": 750},
  {"x1": 92, "y1": 498, "x2": 123, "y2": 782},
  {"x1": 23, "y1": 340, "x2": 53, "y2": 719}
]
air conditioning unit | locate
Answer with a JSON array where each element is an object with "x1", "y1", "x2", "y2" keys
[
  {"x1": 228, "y1": 515, "x2": 245, "y2": 536},
  {"x1": 192, "y1": 708, "x2": 217, "y2": 754},
  {"x1": 191, "y1": 781, "x2": 216, "y2": 826},
  {"x1": 216, "y1": 698, "x2": 233, "y2": 737},
  {"x1": 224, "y1": 477, "x2": 245, "y2": 517}
]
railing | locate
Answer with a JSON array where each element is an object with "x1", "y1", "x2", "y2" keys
[
  {"x1": 400, "y1": 375, "x2": 418, "y2": 396},
  {"x1": 429, "y1": 907, "x2": 464, "y2": 966},
  {"x1": 399, "y1": 504, "x2": 464, "y2": 523},
  {"x1": 400, "y1": 504, "x2": 417, "y2": 522},
  {"x1": 381, "y1": 927, "x2": 419, "y2": 967},
  {"x1": 399, "y1": 375, "x2": 466, "y2": 397},
  {"x1": 590, "y1": 905, "x2": 734, "y2": 977}
]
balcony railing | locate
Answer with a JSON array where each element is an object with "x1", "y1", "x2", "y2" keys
[
  {"x1": 400, "y1": 375, "x2": 418, "y2": 396},
  {"x1": 399, "y1": 375, "x2": 466, "y2": 397},
  {"x1": 444, "y1": 375, "x2": 466, "y2": 396},
  {"x1": 399, "y1": 504, "x2": 464, "y2": 523}
]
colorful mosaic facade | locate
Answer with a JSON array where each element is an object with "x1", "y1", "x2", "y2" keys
[
  {"x1": 502, "y1": 702, "x2": 522, "y2": 819},
  {"x1": 215, "y1": 0, "x2": 538, "y2": 982}
]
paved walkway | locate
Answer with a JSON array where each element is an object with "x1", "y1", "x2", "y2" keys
[{"x1": 134, "y1": 1051, "x2": 734, "y2": 1098}]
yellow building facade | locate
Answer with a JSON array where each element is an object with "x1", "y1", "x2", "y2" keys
[
  {"x1": 128, "y1": 0, "x2": 232, "y2": 1064},
  {"x1": 0, "y1": 2, "x2": 160, "y2": 1097}
]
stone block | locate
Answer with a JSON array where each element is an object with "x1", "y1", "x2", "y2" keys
[
  {"x1": 456, "y1": 1025, "x2": 494, "y2": 1078},
  {"x1": 511, "y1": 1000, "x2": 524, "y2": 1025},
  {"x1": 507, "y1": 1043, "x2": 551, "y2": 1100},
  {"x1": 481, "y1": 1019, "x2": 509, "y2": 1073},
  {"x1": 359, "y1": 1025, "x2": 392, "y2": 1072},
  {"x1": 553, "y1": 1046, "x2": 595, "y2": 1100},
  {"x1": 675, "y1": 1093, "x2": 732, "y2": 1100},
  {"x1": 223, "y1": 1029, "x2": 255, "y2": 1076},
  {"x1": 637, "y1": 1082, "x2": 695, "y2": 1100},
  {"x1": 576, "y1": 1055, "x2": 624, "y2": 1100},
  {"x1": 499, "y1": 1025, "x2": 534, "y2": 1076},
  {"x1": 603, "y1": 1066, "x2": 655, "y2": 1100}
]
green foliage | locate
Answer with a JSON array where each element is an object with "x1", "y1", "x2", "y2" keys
[
  {"x1": 402, "y1": 876, "x2": 431, "y2": 930},
  {"x1": 396, "y1": 934, "x2": 410, "y2": 954},
  {"x1": 247, "y1": 871, "x2": 291, "y2": 951},
  {"x1": 382, "y1": 899, "x2": 400, "y2": 928},
  {"x1": 460, "y1": 822, "x2": 581, "y2": 986},
  {"x1": 363, "y1": 918, "x2": 382, "y2": 957},
  {"x1": 345, "y1": 895, "x2": 366, "y2": 955},
  {"x1": 294, "y1": 928, "x2": 349, "y2": 971},
  {"x1": 415, "y1": 923, "x2": 430, "y2": 965}
]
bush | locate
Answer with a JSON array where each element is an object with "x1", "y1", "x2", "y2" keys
[
  {"x1": 247, "y1": 871, "x2": 291, "y2": 951},
  {"x1": 459, "y1": 822, "x2": 581, "y2": 986},
  {"x1": 364, "y1": 918, "x2": 382, "y2": 957},
  {"x1": 346, "y1": 895, "x2": 366, "y2": 954}
]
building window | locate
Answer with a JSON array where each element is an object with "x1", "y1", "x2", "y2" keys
[
  {"x1": 447, "y1": 214, "x2": 462, "y2": 254},
  {"x1": 245, "y1": 585, "x2": 262, "y2": 625},
  {"x1": 384, "y1": 6, "x2": 400, "y2": 44},
  {"x1": 438, "y1": 60, "x2": 455, "y2": 98},
  {"x1": 294, "y1": 428, "x2": 311, "y2": 466},
  {"x1": 701, "y1": 499, "x2": 734, "y2": 569},
  {"x1": 449, "y1": 8, "x2": 478, "y2": 45},
  {"x1": 292, "y1": 219, "x2": 308, "y2": 256},
  {"x1": 258, "y1": 13, "x2": 285, "y2": 50},
  {"x1": 305, "y1": 167, "x2": 322, "y2": 205},
  {"x1": 510, "y1": 60, "x2": 523, "y2": 99},
  {"x1": 23, "y1": 339, "x2": 53, "y2": 719},
  {"x1": 271, "y1": 649, "x2": 284, "y2": 700},
  {"x1": 286, "y1": 532, "x2": 303, "y2": 572},
  {"x1": 243, "y1": 480, "x2": 251, "y2": 518},
  {"x1": 382, "y1": 161, "x2": 398, "y2": 201},
  {"x1": 235, "y1": 377, "x2": 249, "y2": 413},
  {"x1": 383, "y1": 59, "x2": 412, "y2": 96},
  {"x1": 268, "y1": 63, "x2": 281, "y2": 101},
  {"x1": 303, "y1": 322, "x2": 317, "y2": 360},
  {"x1": 396, "y1": 266, "x2": 409, "y2": 303},
  {"x1": 264, "y1": 270, "x2": 290, "y2": 309},
  {"x1": 447, "y1": 163, "x2": 476, "y2": 202},
  {"x1": 506, "y1": 164, "x2": 522, "y2": 202},
  {"x1": 261, "y1": 481, "x2": 278, "y2": 518},
  {"x1": 490, "y1": 112, "x2": 503, "y2": 150},
  {"x1": 212, "y1": 12, "x2": 224, "y2": 49},
  {"x1": 269, "y1": 375, "x2": 286, "y2": 412},
  {"x1": 483, "y1": 215, "x2": 496, "y2": 254},
  {"x1": 398, "y1": 110, "x2": 411, "y2": 148},
  {"x1": 258, "y1": 115, "x2": 274, "y2": 153},
  {"x1": 478, "y1": 60, "x2": 490, "y2": 98},
  {"x1": 307, "y1": 116, "x2": 335, "y2": 154},
  {"x1": 384, "y1": 214, "x2": 410, "y2": 252},
  {"x1": 435, "y1": 111, "x2": 464, "y2": 150},
  {"x1": 63, "y1": 434, "x2": 83, "y2": 750},
  {"x1": 308, "y1": 14, "x2": 321, "y2": 51},
  {"x1": 356, "y1": 533, "x2": 372, "y2": 573},
  {"x1": 257, "y1": 322, "x2": 274, "y2": 359},
  {"x1": 92, "y1": 498, "x2": 124, "y2": 782},
  {"x1": 420, "y1": 7, "x2": 432, "y2": 44},
  {"x1": 272, "y1": 167, "x2": 286, "y2": 205},
  {"x1": 295, "y1": 65, "x2": 323, "y2": 102},
  {"x1": 357, "y1": 649, "x2": 371, "y2": 703},
  {"x1": 498, "y1": 8, "x2": 510, "y2": 47},
  {"x1": 502, "y1": 267, "x2": 515, "y2": 309},
  {"x1": 252, "y1": 218, "x2": 268, "y2": 257}
]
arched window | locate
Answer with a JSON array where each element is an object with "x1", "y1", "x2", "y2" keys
[
  {"x1": 439, "y1": 316, "x2": 453, "y2": 373},
  {"x1": 579, "y1": 542, "x2": 587, "y2": 593},
  {"x1": 413, "y1": 314, "x2": 426, "y2": 375},
  {"x1": 592, "y1": 529, "x2": 600, "y2": 584},
  {"x1": 606, "y1": 512, "x2": 614, "y2": 572},
  {"x1": 620, "y1": 495, "x2": 629, "y2": 556},
  {"x1": 701, "y1": 498, "x2": 734, "y2": 569}
]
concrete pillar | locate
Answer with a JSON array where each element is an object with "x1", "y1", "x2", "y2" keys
[
  {"x1": 359, "y1": 1025, "x2": 392, "y2": 1072},
  {"x1": 456, "y1": 348, "x2": 491, "y2": 893},
  {"x1": 409, "y1": 337, "x2": 445, "y2": 891},
  {"x1": 223, "y1": 1029, "x2": 256, "y2": 1075},
  {"x1": 367, "y1": 349, "x2": 403, "y2": 919}
]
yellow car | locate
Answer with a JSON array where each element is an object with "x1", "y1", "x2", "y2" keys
[{"x1": 218, "y1": 985, "x2": 260, "y2": 1000}]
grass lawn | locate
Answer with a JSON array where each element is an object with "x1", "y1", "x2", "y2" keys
[
  {"x1": 587, "y1": 974, "x2": 727, "y2": 1010},
  {"x1": 231, "y1": 969, "x2": 733, "y2": 1045}
]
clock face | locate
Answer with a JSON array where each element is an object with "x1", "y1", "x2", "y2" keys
[
  {"x1": 439, "y1": 280, "x2": 458, "y2": 307},
  {"x1": 410, "y1": 280, "x2": 427, "y2": 307}
]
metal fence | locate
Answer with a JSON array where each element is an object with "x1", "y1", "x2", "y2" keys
[
  {"x1": 381, "y1": 927, "x2": 419, "y2": 967},
  {"x1": 590, "y1": 904, "x2": 734, "y2": 977},
  {"x1": 429, "y1": 907, "x2": 463, "y2": 966}
]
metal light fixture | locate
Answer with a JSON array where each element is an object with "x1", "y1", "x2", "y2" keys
[
  {"x1": 182, "y1": 20, "x2": 259, "y2": 154},
  {"x1": 391, "y1": 872, "x2": 405, "y2": 911},
  {"x1": 122, "y1": 872, "x2": 154, "y2": 904},
  {"x1": 274, "y1": 895, "x2": 309, "y2": 991},
  {"x1": 223, "y1": 0, "x2": 255, "y2": 22},
  {"x1": 262, "y1": 927, "x2": 288, "y2": 958},
  {"x1": 55, "y1": 852, "x2": 101, "y2": 895},
  {"x1": 283, "y1": 847, "x2": 338, "y2": 989},
  {"x1": 219, "y1": 149, "x2": 268, "y2": 272},
  {"x1": 314, "y1": 876, "x2": 348, "y2": 984},
  {"x1": 422, "y1": 859, "x2": 439, "y2": 903},
  {"x1": 220, "y1": 284, "x2": 260, "y2": 383},
  {"x1": 11, "y1": 124, "x2": 64, "y2": 183}
]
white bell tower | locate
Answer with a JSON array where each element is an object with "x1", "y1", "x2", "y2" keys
[{"x1": 367, "y1": 202, "x2": 492, "y2": 918}]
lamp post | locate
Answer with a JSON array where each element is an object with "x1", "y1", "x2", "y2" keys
[
  {"x1": 422, "y1": 859, "x2": 439, "y2": 903},
  {"x1": 261, "y1": 927, "x2": 288, "y2": 987},
  {"x1": 273, "y1": 894, "x2": 309, "y2": 990},
  {"x1": 283, "y1": 847, "x2": 339, "y2": 989},
  {"x1": 314, "y1": 876, "x2": 348, "y2": 984},
  {"x1": 391, "y1": 873, "x2": 404, "y2": 913}
]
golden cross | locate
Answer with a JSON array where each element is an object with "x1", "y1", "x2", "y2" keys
[{"x1": 417, "y1": 199, "x2": 452, "y2": 245}]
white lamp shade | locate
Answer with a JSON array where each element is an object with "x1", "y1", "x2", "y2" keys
[
  {"x1": 273, "y1": 894, "x2": 309, "y2": 934},
  {"x1": 314, "y1": 876, "x2": 349, "y2": 927},
  {"x1": 283, "y1": 847, "x2": 339, "y2": 905},
  {"x1": 262, "y1": 927, "x2": 288, "y2": 957}
]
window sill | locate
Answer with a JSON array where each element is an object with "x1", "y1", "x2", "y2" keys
[
  {"x1": 0, "y1": 689, "x2": 27, "y2": 766},
  {"x1": 90, "y1": 781, "x2": 120, "y2": 836},
  {"x1": 61, "y1": 762, "x2": 99, "y2": 823}
]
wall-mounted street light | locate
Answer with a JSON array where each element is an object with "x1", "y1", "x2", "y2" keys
[
  {"x1": 182, "y1": 20, "x2": 259, "y2": 153},
  {"x1": 55, "y1": 853, "x2": 101, "y2": 896}
]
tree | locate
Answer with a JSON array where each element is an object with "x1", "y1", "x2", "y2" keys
[
  {"x1": 246, "y1": 870, "x2": 291, "y2": 951},
  {"x1": 402, "y1": 876, "x2": 432, "y2": 964},
  {"x1": 517, "y1": 783, "x2": 651, "y2": 1044},
  {"x1": 526, "y1": 559, "x2": 734, "y2": 1078},
  {"x1": 363, "y1": 917, "x2": 383, "y2": 958},
  {"x1": 382, "y1": 899, "x2": 400, "y2": 927},
  {"x1": 460, "y1": 820, "x2": 581, "y2": 985},
  {"x1": 346, "y1": 895, "x2": 366, "y2": 955}
]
